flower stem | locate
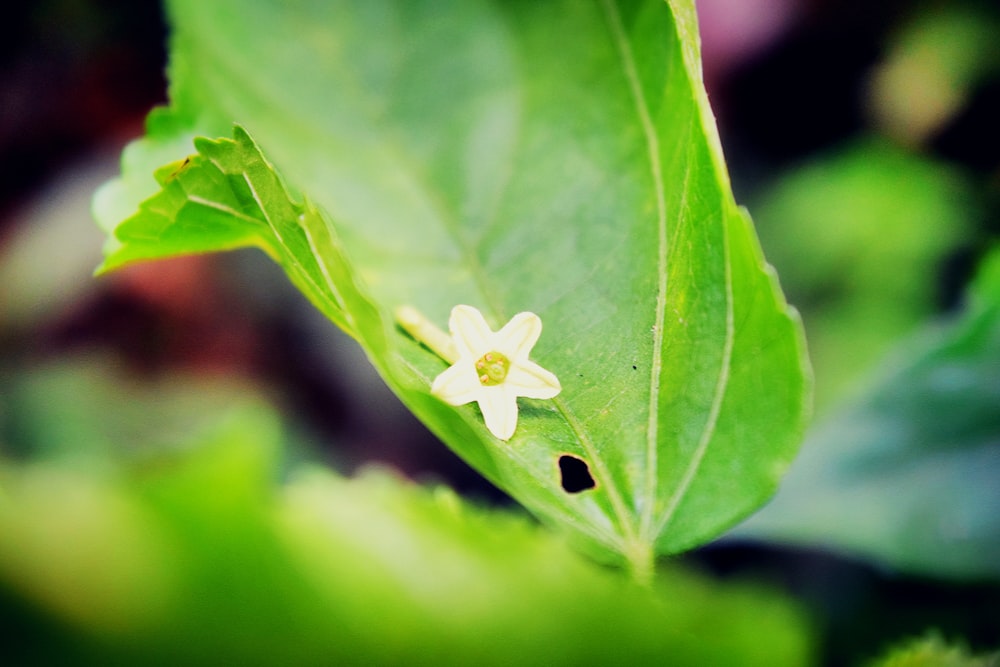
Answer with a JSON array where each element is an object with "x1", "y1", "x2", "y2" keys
[{"x1": 395, "y1": 306, "x2": 458, "y2": 363}]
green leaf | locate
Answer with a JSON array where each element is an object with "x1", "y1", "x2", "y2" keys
[
  {"x1": 95, "y1": 0, "x2": 810, "y2": 573},
  {"x1": 864, "y1": 632, "x2": 1000, "y2": 667},
  {"x1": 0, "y1": 355, "x2": 274, "y2": 464},
  {"x1": 734, "y1": 250, "x2": 1000, "y2": 580},
  {"x1": 97, "y1": 126, "x2": 369, "y2": 338},
  {"x1": 0, "y1": 396, "x2": 813, "y2": 665}
]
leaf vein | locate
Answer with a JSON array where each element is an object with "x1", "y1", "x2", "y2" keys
[
  {"x1": 237, "y1": 171, "x2": 349, "y2": 329},
  {"x1": 654, "y1": 197, "x2": 735, "y2": 538},
  {"x1": 599, "y1": 0, "x2": 669, "y2": 541}
]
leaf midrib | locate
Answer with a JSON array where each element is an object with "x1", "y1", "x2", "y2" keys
[
  {"x1": 601, "y1": 0, "x2": 738, "y2": 547},
  {"x1": 598, "y1": 0, "x2": 669, "y2": 546}
]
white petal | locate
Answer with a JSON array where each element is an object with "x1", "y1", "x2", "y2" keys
[
  {"x1": 477, "y1": 386, "x2": 519, "y2": 441},
  {"x1": 494, "y1": 311, "x2": 542, "y2": 360},
  {"x1": 506, "y1": 360, "x2": 561, "y2": 399},
  {"x1": 449, "y1": 305, "x2": 494, "y2": 359},
  {"x1": 431, "y1": 362, "x2": 483, "y2": 406}
]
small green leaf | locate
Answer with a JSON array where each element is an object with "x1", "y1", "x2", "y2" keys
[
  {"x1": 735, "y1": 250, "x2": 1000, "y2": 580},
  {"x1": 96, "y1": 0, "x2": 810, "y2": 572},
  {"x1": 864, "y1": 632, "x2": 1000, "y2": 667}
]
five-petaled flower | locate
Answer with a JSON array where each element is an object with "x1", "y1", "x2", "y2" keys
[{"x1": 431, "y1": 305, "x2": 561, "y2": 441}]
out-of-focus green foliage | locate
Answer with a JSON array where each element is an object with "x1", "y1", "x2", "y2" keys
[
  {"x1": 754, "y1": 140, "x2": 975, "y2": 410},
  {"x1": 0, "y1": 360, "x2": 814, "y2": 666},
  {"x1": 94, "y1": 0, "x2": 811, "y2": 573},
  {"x1": 868, "y1": 6, "x2": 1000, "y2": 145},
  {"x1": 735, "y1": 249, "x2": 1000, "y2": 580},
  {"x1": 865, "y1": 633, "x2": 1000, "y2": 667},
  {"x1": 0, "y1": 357, "x2": 274, "y2": 465}
]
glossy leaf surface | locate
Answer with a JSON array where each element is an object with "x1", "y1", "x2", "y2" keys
[{"x1": 95, "y1": 0, "x2": 810, "y2": 570}]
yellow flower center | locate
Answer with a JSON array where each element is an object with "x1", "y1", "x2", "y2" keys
[{"x1": 475, "y1": 351, "x2": 510, "y2": 386}]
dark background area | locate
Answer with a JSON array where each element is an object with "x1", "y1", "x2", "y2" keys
[{"x1": 1, "y1": 1, "x2": 998, "y2": 665}]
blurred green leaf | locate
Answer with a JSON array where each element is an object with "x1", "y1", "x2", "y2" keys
[
  {"x1": 279, "y1": 468, "x2": 815, "y2": 666},
  {"x1": 864, "y1": 632, "x2": 1000, "y2": 667},
  {"x1": 754, "y1": 140, "x2": 974, "y2": 410},
  {"x1": 868, "y1": 6, "x2": 1000, "y2": 144},
  {"x1": 0, "y1": 408, "x2": 813, "y2": 666},
  {"x1": 94, "y1": 0, "x2": 809, "y2": 574},
  {"x1": 0, "y1": 356, "x2": 274, "y2": 465},
  {"x1": 734, "y1": 249, "x2": 1000, "y2": 580}
]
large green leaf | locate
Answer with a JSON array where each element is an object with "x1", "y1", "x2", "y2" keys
[
  {"x1": 94, "y1": 0, "x2": 810, "y2": 574},
  {"x1": 734, "y1": 250, "x2": 1000, "y2": 580}
]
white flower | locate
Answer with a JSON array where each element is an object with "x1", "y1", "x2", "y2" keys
[{"x1": 431, "y1": 305, "x2": 561, "y2": 441}]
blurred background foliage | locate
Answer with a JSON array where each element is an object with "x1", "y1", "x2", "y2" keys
[
  {"x1": 735, "y1": 249, "x2": 1000, "y2": 579},
  {"x1": 0, "y1": 363, "x2": 815, "y2": 665},
  {"x1": 1, "y1": 0, "x2": 998, "y2": 665}
]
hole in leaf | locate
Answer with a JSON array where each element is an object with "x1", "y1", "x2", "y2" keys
[{"x1": 558, "y1": 455, "x2": 596, "y2": 493}]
